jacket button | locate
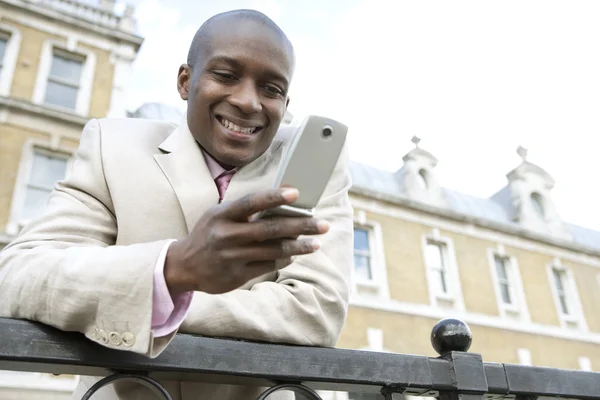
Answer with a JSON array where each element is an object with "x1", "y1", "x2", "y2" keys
[
  {"x1": 109, "y1": 332, "x2": 122, "y2": 346},
  {"x1": 98, "y1": 329, "x2": 108, "y2": 344},
  {"x1": 122, "y1": 332, "x2": 135, "y2": 347}
]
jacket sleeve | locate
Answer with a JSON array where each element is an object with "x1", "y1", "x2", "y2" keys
[
  {"x1": 0, "y1": 119, "x2": 176, "y2": 357},
  {"x1": 180, "y1": 143, "x2": 354, "y2": 347}
]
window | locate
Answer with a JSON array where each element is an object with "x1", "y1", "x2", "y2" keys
[
  {"x1": 547, "y1": 260, "x2": 587, "y2": 331},
  {"x1": 517, "y1": 348, "x2": 532, "y2": 366},
  {"x1": 354, "y1": 227, "x2": 372, "y2": 281},
  {"x1": 44, "y1": 49, "x2": 85, "y2": 110},
  {"x1": 424, "y1": 240, "x2": 449, "y2": 296},
  {"x1": 350, "y1": 213, "x2": 389, "y2": 300},
  {"x1": 578, "y1": 357, "x2": 592, "y2": 372},
  {"x1": 0, "y1": 25, "x2": 21, "y2": 96},
  {"x1": 488, "y1": 247, "x2": 529, "y2": 321},
  {"x1": 416, "y1": 168, "x2": 428, "y2": 189},
  {"x1": 551, "y1": 267, "x2": 570, "y2": 315},
  {"x1": 32, "y1": 40, "x2": 96, "y2": 115},
  {"x1": 19, "y1": 150, "x2": 68, "y2": 222},
  {"x1": 530, "y1": 192, "x2": 545, "y2": 218},
  {"x1": 422, "y1": 230, "x2": 464, "y2": 310},
  {"x1": 494, "y1": 255, "x2": 512, "y2": 305},
  {"x1": 0, "y1": 31, "x2": 8, "y2": 73}
]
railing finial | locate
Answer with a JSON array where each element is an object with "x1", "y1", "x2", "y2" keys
[{"x1": 430, "y1": 317, "x2": 472, "y2": 356}]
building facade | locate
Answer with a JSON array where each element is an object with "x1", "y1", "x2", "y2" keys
[
  {"x1": 329, "y1": 140, "x2": 600, "y2": 399},
  {"x1": 1, "y1": 2, "x2": 599, "y2": 394},
  {"x1": 0, "y1": 0, "x2": 142, "y2": 247},
  {"x1": 0, "y1": 0, "x2": 142, "y2": 397}
]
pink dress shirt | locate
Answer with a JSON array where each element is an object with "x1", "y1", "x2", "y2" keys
[{"x1": 151, "y1": 151, "x2": 234, "y2": 337}]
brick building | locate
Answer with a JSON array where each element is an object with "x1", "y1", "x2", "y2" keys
[
  {"x1": 1, "y1": 1, "x2": 599, "y2": 398},
  {"x1": 0, "y1": 0, "x2": 141, "y2": 397}
]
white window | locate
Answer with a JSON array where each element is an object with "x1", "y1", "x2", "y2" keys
[
  {"x1": 488, "y1": 245, "x2": 530, "y2": 321},
  {"x1": 517, "y1": 348, "x2": 532, "y2": 366},
  {"x1": 0, "y1": 24, "x2": 21, "y2": 96},
  {"x1": 578, "y1": 357, "x2": 592, "y2": 372},
  {"x1": 19, "y1": 149, "x2": 69, "y2": 222},
  {"x1": 6, "y1": 145, "x2": 72, "y2": 235},
  {"x1": 547, "y1": 259, "x2": 587, "y2": 331},
  {"x1": 33, "y1": 40, "x2": 96, "y2": 116},
  {"x1": 421, "y1": 229, "x2": 464, "y2": 311},
  {"x1": 530, "y1": 192, "x2": 545, "y2": 218},
  {"x1": 424, "y1": 241, "x2": 449, "y2": 296},
  {"x1": 0, "y1": 32, "x2": 7, "y2": 72},
  {"x1": 351, "y1": 211, "x2": 389, "y2": 299},
  {"x1": 0, "y1": 371, "x2": 79, "y2": 394},
  {"x1": 494, "y1": 255, "x2": 512, "y2": 305},
  {"x1": 353, "y1": 226, "x2": 372, "y2": 281},
  {"x1": 552, "y1": 268, "x2": 570, "y2": 315},
  {"x1": 44, "y1": 49, "x2": 85, "y2": 110}
]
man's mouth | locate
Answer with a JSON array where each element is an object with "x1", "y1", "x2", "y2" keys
[{"x1": 217, "y1": 116, "x2": 263, "y2": 135}]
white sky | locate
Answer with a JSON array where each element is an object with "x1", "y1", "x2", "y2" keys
[{"x1": 123, "y1": 0, "x2": 600, "y2": 232}]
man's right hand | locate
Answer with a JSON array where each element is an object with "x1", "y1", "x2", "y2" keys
[{"x1": 164, "y1": 188, "x2": 330, "y2": 295}]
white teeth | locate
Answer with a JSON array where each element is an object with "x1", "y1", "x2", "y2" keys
[{"x1": 219, "y1": 117, "x2": 257, "y2": 134}]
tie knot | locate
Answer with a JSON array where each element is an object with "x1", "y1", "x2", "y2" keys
[{"x1": 216, "y1": 171, "x2": 235, "y2": 202}]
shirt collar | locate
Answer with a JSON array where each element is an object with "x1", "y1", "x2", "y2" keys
[{"x1": 201, "y1": 150, "x2": 236, "y2": 179}]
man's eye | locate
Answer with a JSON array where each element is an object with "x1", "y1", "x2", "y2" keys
[
  {"x1": 214, "y1": 71, "x2": 236, "y2": 80},
  {"x1": 264, "y1": 85, "x2": 284, "y2": 95}
]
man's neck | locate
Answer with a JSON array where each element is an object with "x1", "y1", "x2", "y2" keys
[{"x1": 201, "y1": 149, "x2": 236, "y2": 179}]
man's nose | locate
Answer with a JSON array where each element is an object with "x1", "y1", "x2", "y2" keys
[{"x1": 228, "y1": 80, "x2": 262, "y2": 114}]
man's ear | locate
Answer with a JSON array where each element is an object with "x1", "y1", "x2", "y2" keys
[
  {"x1": 285, "y1": 96, "x2": 290, "y2": 108},
  {"x1": 177, "y1": 64, "x2": 191, "y2": 100}
]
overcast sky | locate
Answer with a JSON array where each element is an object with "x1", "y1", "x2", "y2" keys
[{"x1": 122, "y1": 0, "x2": 600, "y2": 232}]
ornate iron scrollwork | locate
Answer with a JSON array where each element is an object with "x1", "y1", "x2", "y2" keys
[
  {"x1": 80, "y1": 373, "x2": 173, "y2": 400},
  {"x1": 256, "y1": 383, "x2": 323, "y2": 400}
]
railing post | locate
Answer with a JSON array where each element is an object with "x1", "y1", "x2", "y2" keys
[{"x1": 431, "y1": 318, "x2": 489, "y2": 400}]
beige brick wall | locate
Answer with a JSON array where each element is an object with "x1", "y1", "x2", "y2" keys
[
  {"x1": 509, "y1": 248, "x2": 560, "y2": 326},
  {"x1": 0, "y1": 124, "x2": 50, "y2": 229},
  {"x1": 368, "y1": 211, "x2": 431, "y2": 305},
  {"x1": 7, "y1": 21, "x2": 63, "y2": 101},
  {"x1": 574, "y1": 262, "x2": 600, "y2": 332},
  {"x1": 4, "y1": 19, "x2": 114, "y2": 118},
  {"x1": 360, "y1": 203, "x2": 600, "y2": 331},
  {"x1": 339, "y1": 307, "x2": 600, "y2": 370},
  {"x1": 444, "y1": 231, "x2": 500, "y2": 316},
  {"x1": 81, "y1": 42, "x2": 114, "y2": 118}
]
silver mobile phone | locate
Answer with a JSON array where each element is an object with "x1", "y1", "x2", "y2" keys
[{"x1": 260, "y1": 115, "x2": 348, "y2": 218}]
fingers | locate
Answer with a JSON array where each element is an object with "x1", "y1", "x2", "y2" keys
[
  {"x1": 237, "y1": 217, "x2": 330, "y2": 242},
  {"x1": 222, "y1": 238, "x2": 321, "y2": 263},
  {"x1": 223, "y1": 188, "x2": 299, "y2": 220}
]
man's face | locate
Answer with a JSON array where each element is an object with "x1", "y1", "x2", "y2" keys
[{"x1": 178, "y1": 20, "x2": 293, "y2": 168}]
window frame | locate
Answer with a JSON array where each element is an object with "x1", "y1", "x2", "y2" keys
[
  {"x1": 421, "y1": 228, "x2": 465, "y2": 311},
  {"x1": 0, "y1": 23, "x2": 21, "y2": 97},
  {"x1": 487, "y1": 245, "x2": 530, "y2": 321},
  {"x1": 32, "y1": 39, "x2": 96, "y2": 116},
  {"x1": 546, "y1": 258, "x2": 587, "y2": 331},
  {"x1": 350, "y1": 210, "x2": 389, "y2": 300},
  {"x1": 5, "y1": 140, "x2": 73, "y2": 235},
  {"x1": 353, "y1": 225, "x2": 373, "y2": 282}
]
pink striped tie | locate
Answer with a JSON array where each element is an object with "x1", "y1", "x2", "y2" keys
[{"x1": 215, "y1": 171, "x2": 235, "y2": 203}]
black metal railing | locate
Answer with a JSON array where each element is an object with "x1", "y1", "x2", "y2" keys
[{"x1": 0, "y1": 317, "x2": 599, "y2": 399}]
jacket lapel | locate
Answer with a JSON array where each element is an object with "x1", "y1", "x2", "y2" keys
[
  {"x1": 154, "y1": 119, "x2": 218, "y2": 234},
  {"x1": 153, "y1": 117, "x2": 294, "y2": 233}
]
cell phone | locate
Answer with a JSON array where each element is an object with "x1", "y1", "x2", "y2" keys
[{"x1": 259, "y1": 115, "x2": 348, "y2": 218}]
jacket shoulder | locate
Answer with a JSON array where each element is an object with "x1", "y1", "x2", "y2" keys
[{"x1": 93, "y1": 117, "x2": 177, "y2": 151}]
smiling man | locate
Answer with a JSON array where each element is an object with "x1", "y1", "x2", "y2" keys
[{"x1": 0, "y1": 9, "x2": 353, "y2": 400}]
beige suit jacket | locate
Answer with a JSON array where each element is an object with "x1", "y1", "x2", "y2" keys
[{"x1": 0, "y1": 116, "x2": 354, "y2": 400}]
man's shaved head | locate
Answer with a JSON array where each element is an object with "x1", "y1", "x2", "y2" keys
[
  {"x1": 187, "y1": 9, "x2": 294, "y2": 69},
  {"x1": 177, "y1": 8, "x2": 296, "y2": 168}
]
